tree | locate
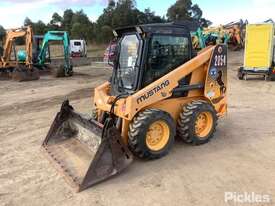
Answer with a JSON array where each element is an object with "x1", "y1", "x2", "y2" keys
[
  {"x1": 199, "y1": 18, "x2": 212, "y2": 28},
  {"x1": 24, "y1": 17, "x2": 47, "y2": 35},
  {"x1": 167, "y1": 0, "x2": 193, "y2": 21},
  {"x1": 34, "y1": 20, "x2": 47, "y2": 35},
  {"x1": 62, "y1": 9, "x2": 74, "y2": 34},
  {"x1": 100, "y1": 25, "x2": 113, "y2": 43},
  {"x1": 71, "y1": 22, "x2": 83, "y2": 38},
  {"x1": 24, "y1": 17, "x2": 33, "y2": 27},
  {"x1": 167, "y1": 0, "x2": 211, "y2": 27},
  {"x1": 95, "y1": 0, "x2": 166, "y2": 43},
  {"x1": 191, "y1": 4, "x2": 202, "y2": 20},
  {"x1": 19, "y1": 0, "x2": 210, "y2": 44},
  {"x1": 111, "y1": 0, "x2": 137, "y2": 27},
  {"x1": 108, "y1": 0, "x2": 116, "y2": 8},
  {"x1": 70, "y1": 10, "x2": 94, "y2": 41},
  {"x1": 0, "y1": 25, "x2": 5, "y2": 55},
  {"x1": 141, "y1": 8, "x2": 165, "y2": 24},
  {"x1": 0, "y1": 25, "x2": 5, "y2": 40},
  {"x1": 48, "y1": 12, "x2": 63, "y2": 30}
]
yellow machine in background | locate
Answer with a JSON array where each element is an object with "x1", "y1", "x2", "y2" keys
[
  {"x1": 0, "y1": 26, "x2": 39, "y2": 81},
  {"x1": 42, "y1": 23, "x2": 227, "y2": 192},
  {"x1": 238, "y1": 23, "x2": 275, "y2": 80}
]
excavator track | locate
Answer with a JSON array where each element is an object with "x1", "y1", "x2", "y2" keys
[{"x1": 12, "y1": 65, "x2": 40, "y2": 82}]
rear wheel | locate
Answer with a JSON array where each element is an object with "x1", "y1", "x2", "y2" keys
[
  {"x1": 177, "y1": 100, "x2": 217, "y2": 145},
  {"x1": 128, "y1": 109, "x2": 175, "y2": 159}
]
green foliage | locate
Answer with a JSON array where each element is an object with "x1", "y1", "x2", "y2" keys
[
  {"x1": 95, "y1": 0, "x2": 165, "y2": 43},
  {"x1": 48, "y1": 12, "x2": 63, "y2": 30},
  {"x1": 167, "y1": 0, "x2": 211, "y2": 27},
  {"x1": 0, "y1": 25, "x2": 5, "y2": 55},
  {"x1": 98, "y1": 25, "x2": 113, "y2": 43},
  {"x1": 70, "y1": 10, "x2": 94, "y2": 41},
  {"x1": 34, "y1": 21, "x2": 47, "y2": 35},
  {"x1": 62, "y1": 9, "x2": 74, "y2": 32},
  {"x1": 0, "y1": 25, "x2": 5, "y2": 41},
  {"x1": 24, "y1": 17, "x2": 47, "y2": 35},
  {"x1": 167, "y1": 0, "x2": 193, "y2": 21},
  {"x1": 21, "y1": 0, "x2": 210, "y2": 43},
  {"x1": 24, "y1": 17, "x2": 33, "y2": 27}
]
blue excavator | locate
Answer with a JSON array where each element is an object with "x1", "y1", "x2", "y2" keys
[{"x1": 33, "y1": 31, "x2": 73, "y2": 77}]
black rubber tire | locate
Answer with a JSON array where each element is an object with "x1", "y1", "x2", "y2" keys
[
  {"x1": 128, "y1": 109, "x2": 175, "y2": 160},
  {"x1": 237, "y1": 68, "x2": 244, "y2": 80},
  {"x1": 177, "y1": 100, "x2": 217, "y2": 145},
  {"x1": 52, "y1": 65, "x2": 65, "y2": 77}
]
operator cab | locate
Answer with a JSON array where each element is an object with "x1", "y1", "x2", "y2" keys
[
  {"x1": 33, "y1": 35, "x2": 51, "y2": 65},
  {"x1": 111, "y1": 23, "x2": 194, "y2": 95}
]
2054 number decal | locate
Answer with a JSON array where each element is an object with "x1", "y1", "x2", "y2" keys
[{"x1": 214, "y1": 55, "x2": 226, "y2": 67}]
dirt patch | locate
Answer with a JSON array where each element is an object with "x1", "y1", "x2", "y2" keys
[{"x1": 0, "y1": 88, "x2": 94, "y2": 116}]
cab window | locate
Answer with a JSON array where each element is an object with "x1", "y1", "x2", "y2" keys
[{"x1": 143, "y1": 35, "x2": 190, "y2": 86}]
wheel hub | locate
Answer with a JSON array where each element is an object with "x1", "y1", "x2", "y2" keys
[
  {"x1": 195, "y1": 112, "x2": 213, "y2": 139},
  {"x1": 146, "y1": 120, "x2": 170, "y2": 151}
]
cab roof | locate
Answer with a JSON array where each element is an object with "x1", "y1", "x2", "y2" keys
[{"x1": 114, "y1": 22, "x2": 192, "y2": 37}]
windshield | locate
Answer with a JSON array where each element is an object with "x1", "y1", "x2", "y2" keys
[
  {"x1": 116, "y1": 34, "x2": 140, "y2": 90},
  {"x1": 74, "y1": 41, "x2": 81, "y2": 46}
]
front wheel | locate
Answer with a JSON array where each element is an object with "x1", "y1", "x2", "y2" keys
[
  {"x1": 177, "y1": 100, "x2": 217, "y2": 145},
  {"x1": 128, "y1": 109, "x2": 175, "y2": 159}
]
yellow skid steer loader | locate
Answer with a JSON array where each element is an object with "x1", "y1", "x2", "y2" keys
[{"x1": 42, "y1": 23, "x2": 227, "y2": 192}]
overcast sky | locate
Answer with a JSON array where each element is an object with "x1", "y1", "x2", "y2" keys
[{"x1": 0, "y1": 0, "x2": 274, "y2": 28}]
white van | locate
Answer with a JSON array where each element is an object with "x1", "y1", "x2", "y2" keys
[{"x1": 70, "y1": 40, "x2": 87, "y2": 57}]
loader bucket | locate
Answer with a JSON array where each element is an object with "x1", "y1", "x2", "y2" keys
[{"x1": 42, "y1": 100, "x2": 133, "y2": 192}]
